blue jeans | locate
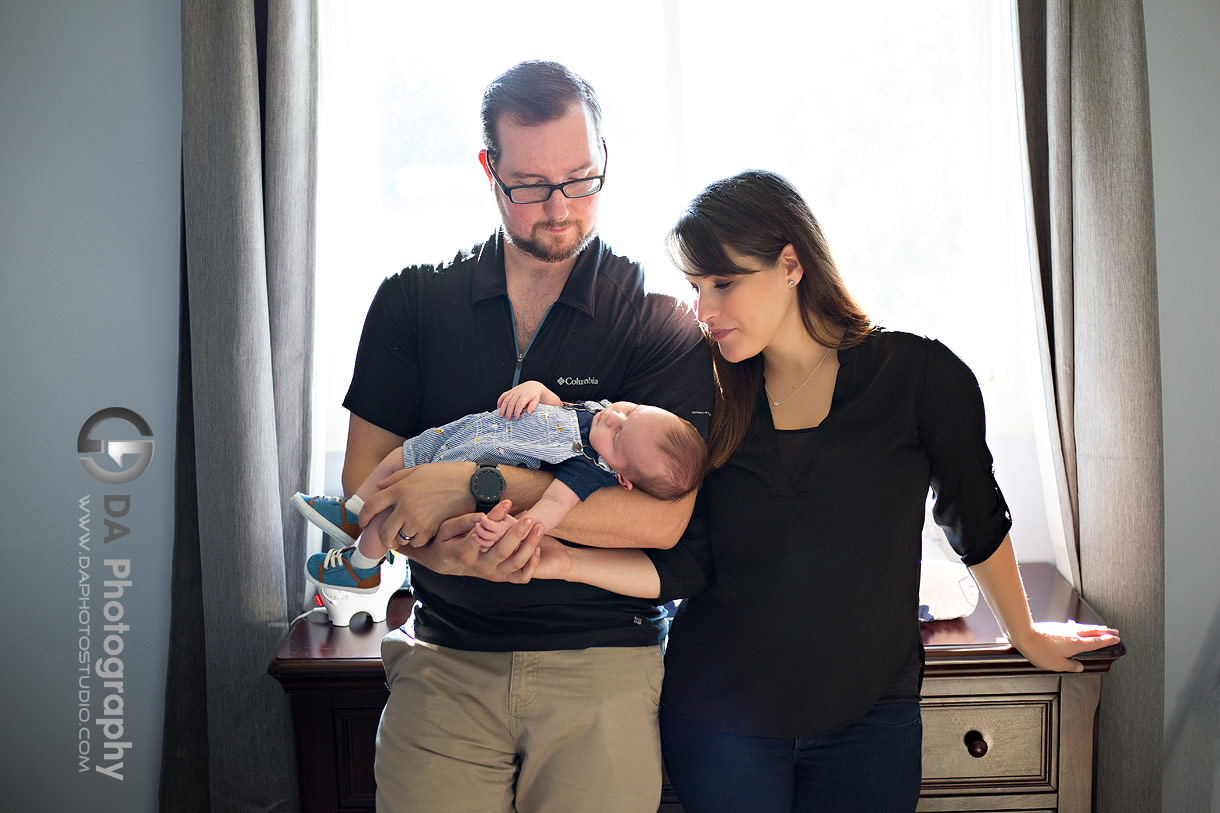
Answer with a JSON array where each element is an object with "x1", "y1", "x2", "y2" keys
[{"x1": 660, "y1": 700, "x2": 922, "y2": 812}]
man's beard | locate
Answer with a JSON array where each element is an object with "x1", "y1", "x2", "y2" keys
[{"x1": 504, "y1": 219, "x2": 596, "y2": 263}]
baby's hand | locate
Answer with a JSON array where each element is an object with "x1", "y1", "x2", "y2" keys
[
  {"x1": 473, "y1": 510, "x2": 544, "y2": 552},
  {"x1": 474, "y1": 511, "x2": 512, "y2": 551},
  {"x1": 498, "y1": 381, "x2": 547, "y2": 419}
]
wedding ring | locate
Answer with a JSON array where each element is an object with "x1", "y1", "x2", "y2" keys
[{"x1": 397, "y1": 530, "x2": 413, "y2": 542}]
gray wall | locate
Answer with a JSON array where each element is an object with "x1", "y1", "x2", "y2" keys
[
  {"x1": 1145, "y1": 1, "x2": 1220, "y2": 811},
  {"x1": 0, "y1": 1, "x2": 181, "y2": 810}
]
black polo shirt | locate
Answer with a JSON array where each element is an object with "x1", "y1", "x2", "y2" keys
[{"x1": 344, "y1": 230, "x2": 714, "y2": 651}]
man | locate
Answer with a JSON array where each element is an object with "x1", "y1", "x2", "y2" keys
[{"x1": 339, "y1": 61, "x2": 712, "y2": 812}]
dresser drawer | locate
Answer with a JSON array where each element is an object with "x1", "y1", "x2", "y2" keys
[{"x1": 920, "y1": 692, "x2": 1058, "y2": 795}]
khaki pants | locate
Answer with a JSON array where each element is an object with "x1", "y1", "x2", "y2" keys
[{"x1": 375, "y1": 629, "x2": 665, "y2": 813}]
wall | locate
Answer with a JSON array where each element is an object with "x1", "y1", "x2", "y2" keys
[
  {"x1": 0, "y1": 1, "x2": 181, "y2": 810},
  {"x1": 1144, "y1": 1, "x2": 1220, "y2": 811}
]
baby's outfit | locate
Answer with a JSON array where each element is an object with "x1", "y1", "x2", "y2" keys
[
  {"x1": 403, "y1": 400, "x2": 618, "y2": 499},
  {"x1": 294, "y1": 400, "x2": 619, "y2": 617}
]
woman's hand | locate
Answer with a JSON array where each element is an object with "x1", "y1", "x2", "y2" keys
[
  {"x1": 404, "y1": 503, "x2": 661, "y2": 597},
  {"x1": 530, "y1": 535, "x2": 577, "y2": 581},
  {"x1": 969, "y1": 535, "x2": 1120, "y2": 673},
  {"x1": 399, "y1": 500, "x2": 545, "y2": 582},
  {"x1": 467, "y1": 510, "x2": 576, "y2": 583},
  {"x1": 1009, "y1": 621, "x2": 1121, "y2": 673}
]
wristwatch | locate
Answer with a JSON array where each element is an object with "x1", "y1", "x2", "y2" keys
[{"x1": 469, "y1": 462, "x2": 506, "y2": 513}]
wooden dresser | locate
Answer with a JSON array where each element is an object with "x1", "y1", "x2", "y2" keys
[{"x1": 269, "y1": 563, "x2": 1123, "y2": 812}]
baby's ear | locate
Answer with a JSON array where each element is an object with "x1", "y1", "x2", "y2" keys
[{"x1": 616, "y1": 472, "x2": 634, "y2": 490}]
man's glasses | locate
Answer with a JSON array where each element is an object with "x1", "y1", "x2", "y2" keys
[{"x1": 487, "y1": 139, "x2": 608, "y2": 204}]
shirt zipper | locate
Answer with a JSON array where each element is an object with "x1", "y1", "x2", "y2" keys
[{"x1": 507, "y1": 301, "x2": 556, "y2": 387}]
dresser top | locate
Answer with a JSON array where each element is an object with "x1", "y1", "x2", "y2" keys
[{"x1": 269, "y1": 562, "x2": 1125, "y2": 686}]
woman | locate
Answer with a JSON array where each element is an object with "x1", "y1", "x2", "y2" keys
[{"x1": 497, "y1": 169, "x2": 1120, "y2": 811}]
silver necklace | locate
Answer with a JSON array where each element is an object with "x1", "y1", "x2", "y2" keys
[{"x1": 764, "y1": 346, "x2": 832, "y2": 407}]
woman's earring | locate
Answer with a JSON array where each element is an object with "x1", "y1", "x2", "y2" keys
[{"x1": 788, "y1": 279, "x2": 796, "y2": 287}]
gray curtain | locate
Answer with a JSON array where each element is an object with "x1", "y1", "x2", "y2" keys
[
  {"x1": 160, "y1": 1, "x2": 317, "y2": 810},
  {"x1": 1013, "y1": 1, "x2": 1164, "y2": 810}
]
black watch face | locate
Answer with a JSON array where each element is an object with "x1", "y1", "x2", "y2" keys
[{"x1": 471, "y1": 467, "x2": 505, "y2": 502}]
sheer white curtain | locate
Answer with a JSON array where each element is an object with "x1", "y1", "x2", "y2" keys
[{"x1": 316, "y1": 0, "x2": 1062, "y2": 565}]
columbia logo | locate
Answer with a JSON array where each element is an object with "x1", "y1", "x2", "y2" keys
[{"x1": 556, "y1": 376, "x2": 599, "y2": 387}]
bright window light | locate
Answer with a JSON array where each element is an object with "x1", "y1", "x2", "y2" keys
[{"x1": 315, "y1": 0, "x2": 1057, "y2": 563}]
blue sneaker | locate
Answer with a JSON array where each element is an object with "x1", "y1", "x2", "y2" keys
[
  {"x1": 309, "y1": 548, "x2": 408, "y2": 626},
  {"x1": 305, "y1": 546, "x2": 390, "y2": 593},
  {"x1": 292, "y1": 492, "x2": 362, "y2": 546}
]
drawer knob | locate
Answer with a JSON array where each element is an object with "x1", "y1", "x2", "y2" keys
[{"x1": 963, "y1": 730, "x2": 988, "y2": 758}]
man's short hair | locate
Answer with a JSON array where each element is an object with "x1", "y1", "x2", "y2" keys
[
  {"x1": 629, "y1": 417, "x2": 709, "y2": 502},
  {"x1": 481, "y1": 61, "x2": 603, "y2": 163}
]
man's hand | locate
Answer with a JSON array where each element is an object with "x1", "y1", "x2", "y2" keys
[
  {"x1": 359, "y1": 461, "x2": 476, "y2": 550},
  {"x1": 401, "y1": 500, "x2": 546, "y2": 582}
]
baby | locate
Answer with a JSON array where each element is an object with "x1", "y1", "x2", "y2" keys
[{"x1": 294, "y1": 380, "x2": 708, "y2": 592}]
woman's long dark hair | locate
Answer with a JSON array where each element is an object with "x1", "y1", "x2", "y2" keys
[{"x1": 668, "y1": 170, "x2": 873, "y2": 468}]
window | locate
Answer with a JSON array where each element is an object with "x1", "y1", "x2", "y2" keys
[{"x1": 315, "y1": 0, "x2": 1059, "y2": 563}]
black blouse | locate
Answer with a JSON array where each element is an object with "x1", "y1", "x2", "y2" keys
[{"x1": 646, "y1": 330, "x2": 1012, "y2": 737}]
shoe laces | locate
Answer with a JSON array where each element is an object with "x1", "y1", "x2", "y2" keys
[{"x1": 321, "y1": 547, "x2": 354, "y2": 570}]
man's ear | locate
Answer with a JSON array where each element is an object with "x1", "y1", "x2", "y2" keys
[
  {"x1": 478, "y1": 150, "x2": 494, "y2": 188},
  {"x1": 616, "y1": 472, "x2": 634, "y2": 490}
]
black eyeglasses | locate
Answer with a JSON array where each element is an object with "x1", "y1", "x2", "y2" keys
[{"x1": 487, "y1": 139, "x2": 608, "y2": 204}]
